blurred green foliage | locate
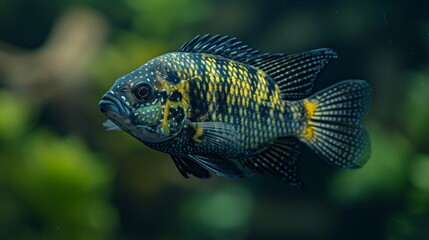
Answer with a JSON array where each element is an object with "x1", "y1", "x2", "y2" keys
[
  {"x1": 124, "y1": 0, "x2": 213, "y2": 37},
  {"x1": 400, "y1": 70, "x2": 429, "y2": 150},
  {"x1": 0, "y1": 92, "x2": 116, "y2": 240},
  {"x1": 0, "y1": 91, "x2": 35, "y2": 140},
  {"x1": 181, "y1": 185, "x2": 254, "y2": 239},
  {"x1": 330, "y1": 122, "x2": 411, "y2": 202},
  {"x1": 1, "y1": 0, "x2": 429, "y2": 240}
]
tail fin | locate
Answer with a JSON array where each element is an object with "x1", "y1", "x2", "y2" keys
[{"x1": 298, "y1": 80, "x2": 371, "y2": 168}]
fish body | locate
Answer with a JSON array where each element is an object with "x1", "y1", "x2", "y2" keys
[{"x1": 99, "y1": 34, "x2": 371, "y2": 187}]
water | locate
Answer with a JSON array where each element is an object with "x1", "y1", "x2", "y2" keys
[{"x1": 0, "y1": 0, "x2": 428, "y2": 239}]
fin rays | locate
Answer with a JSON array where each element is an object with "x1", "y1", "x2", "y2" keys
[
  {"x1": 178, "y1": 34, "x2": 338, "y2": 100},
  {"x1": 171, "y1": 155, "x2": 211, "y2": 179},
  {"x1": 177, "y1": 34, "x2": 260, "y2": 63},
  {"x1": 249, "y1": 48, "x2": 338, "y2": 100},
  {"x1": 242, "y1": 138, "x2": 304, "y2": 188},
  {"x1": 299, "y1": 80, "x2": 371, "y2": 168}
]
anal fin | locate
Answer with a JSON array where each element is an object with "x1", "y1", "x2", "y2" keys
[
  {"x1": 187, "y1": 155, "x2": 252, "y2": 179},
  {"x1": 242, "y1": 137, "x2": 304, "y2": 188}
]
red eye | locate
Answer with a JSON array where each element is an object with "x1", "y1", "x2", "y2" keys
[{"x1": 133, "y1": 83, "x2": 153, "y2": 101}]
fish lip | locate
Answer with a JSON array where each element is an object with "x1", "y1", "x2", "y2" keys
[
  {"x1": 99, "y1": 93, "x2": 130, "y2": 116},
  {"x1": 99, "y1": 93, "x2": 179, "y2": 143}
]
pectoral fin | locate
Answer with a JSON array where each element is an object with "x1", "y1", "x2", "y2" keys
[
  {"x1": 189, "y1": 121, "x2": 242, "y2": 155},
  {"x1": 102, "y1": 120, "x2": 122, "y2": 131}
]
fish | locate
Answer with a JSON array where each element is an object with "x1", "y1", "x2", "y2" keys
[{"x1": 99, "y1": 34, "x2": 371, "y2": 188}]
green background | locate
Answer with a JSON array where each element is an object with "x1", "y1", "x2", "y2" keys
[{"x1": 1, "y1": 0, "x2": 428, "y2": 239}]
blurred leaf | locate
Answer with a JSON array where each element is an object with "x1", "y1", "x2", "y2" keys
[
  {"x1": 385, "y1": 213, "x2": 422, "y2": 240},
  {"x1": 330, "y1": 122, "x2": 412, "y2": 202},
  {"x1": 410, "y1": 154, "x2": 429, "y2": 192},
  {"x1": 335, "y1": 1, "x2": 376, "y2": 39},
  {"x1": 124, "y1": 0, "x2": 212, "y2": 37},
  {"x1": 1, "y1": 129, "x2": 117, "y2": 240},
  {"x1": 181, "y1": 184, "x2": 253, "y2": 239},
  {"x1": 400, "y1": 70, "x2": 429, "y2": 148},
  {"x1": 407, "y1": 155, "x2": 429, "y2": 217},
  {"x1": 0, "y1": 90, "x2": 36, "y2": 140},
  {"x1": 91, "y1": 32, "x2": 167, "y2": 90}
]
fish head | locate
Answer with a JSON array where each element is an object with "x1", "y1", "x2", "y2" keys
[{"x1": 99, "y1": 58, "x2": 190, "y2": 143}]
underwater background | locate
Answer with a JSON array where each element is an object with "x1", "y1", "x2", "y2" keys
[{"x1": 1, "y1": 0, "x2": 428, "y2": 239}]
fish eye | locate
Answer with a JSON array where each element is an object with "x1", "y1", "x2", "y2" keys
[{"x1": 133, "y1": 82, "x2": 153, "y2": 102}]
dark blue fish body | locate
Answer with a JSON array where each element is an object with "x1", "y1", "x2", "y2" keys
[{"x1": 99, "y1": 35, "x2": 371, "y2": 187}]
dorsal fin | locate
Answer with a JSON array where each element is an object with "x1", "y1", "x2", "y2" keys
[
  {"x1": 248, "y1": 49, "x2": 338, "y2": 100},
  {"x1": 179, "y1": 34, "x2": 338, "y2": 100},
  {"x1": 177, "y1": 34, "x2": 260, "y2": 63}
]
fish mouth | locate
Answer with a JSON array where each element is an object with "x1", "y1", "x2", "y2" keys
[
  {"x1": 99, "y1": 93, "x2": 132, "y2": 132},
  {"x1": 99, "y1": 93, "x2": 130, "y2": 116},
  {"x1": 99, "y1": 93, "x2": 174, "y2": 143}
]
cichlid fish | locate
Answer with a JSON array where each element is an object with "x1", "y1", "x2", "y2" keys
[{"x1": 99, "y1": 34, "x2": 371, "y2": 187}]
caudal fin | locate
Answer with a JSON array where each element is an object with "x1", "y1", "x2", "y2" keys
[{"x1": 298, "y1": 80, "x2": 371, "y2": 168}]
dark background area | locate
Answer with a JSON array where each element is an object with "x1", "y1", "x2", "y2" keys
[{"x1": 1, "y1": 0, "x2": 429, "y2": 239}]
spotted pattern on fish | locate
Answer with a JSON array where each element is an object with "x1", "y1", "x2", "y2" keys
[{"x1": 99, "y1": 34, "x2": 371, "y2": 187}]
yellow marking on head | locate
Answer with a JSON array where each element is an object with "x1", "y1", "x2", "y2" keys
[
  {"x1": 160, "y1": 79, "x2": 191, "y2": 120},
  {"x1": 160, "y1": 99, "x2": 171, "y2": 135}
]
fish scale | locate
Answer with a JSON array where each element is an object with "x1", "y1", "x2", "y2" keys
[
  {"x1": 168, "y1": 53, "x2": 297, "y2": 152},
  {"x1": 99, "y1": 34, "x2": 371, "y2": 187}
]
